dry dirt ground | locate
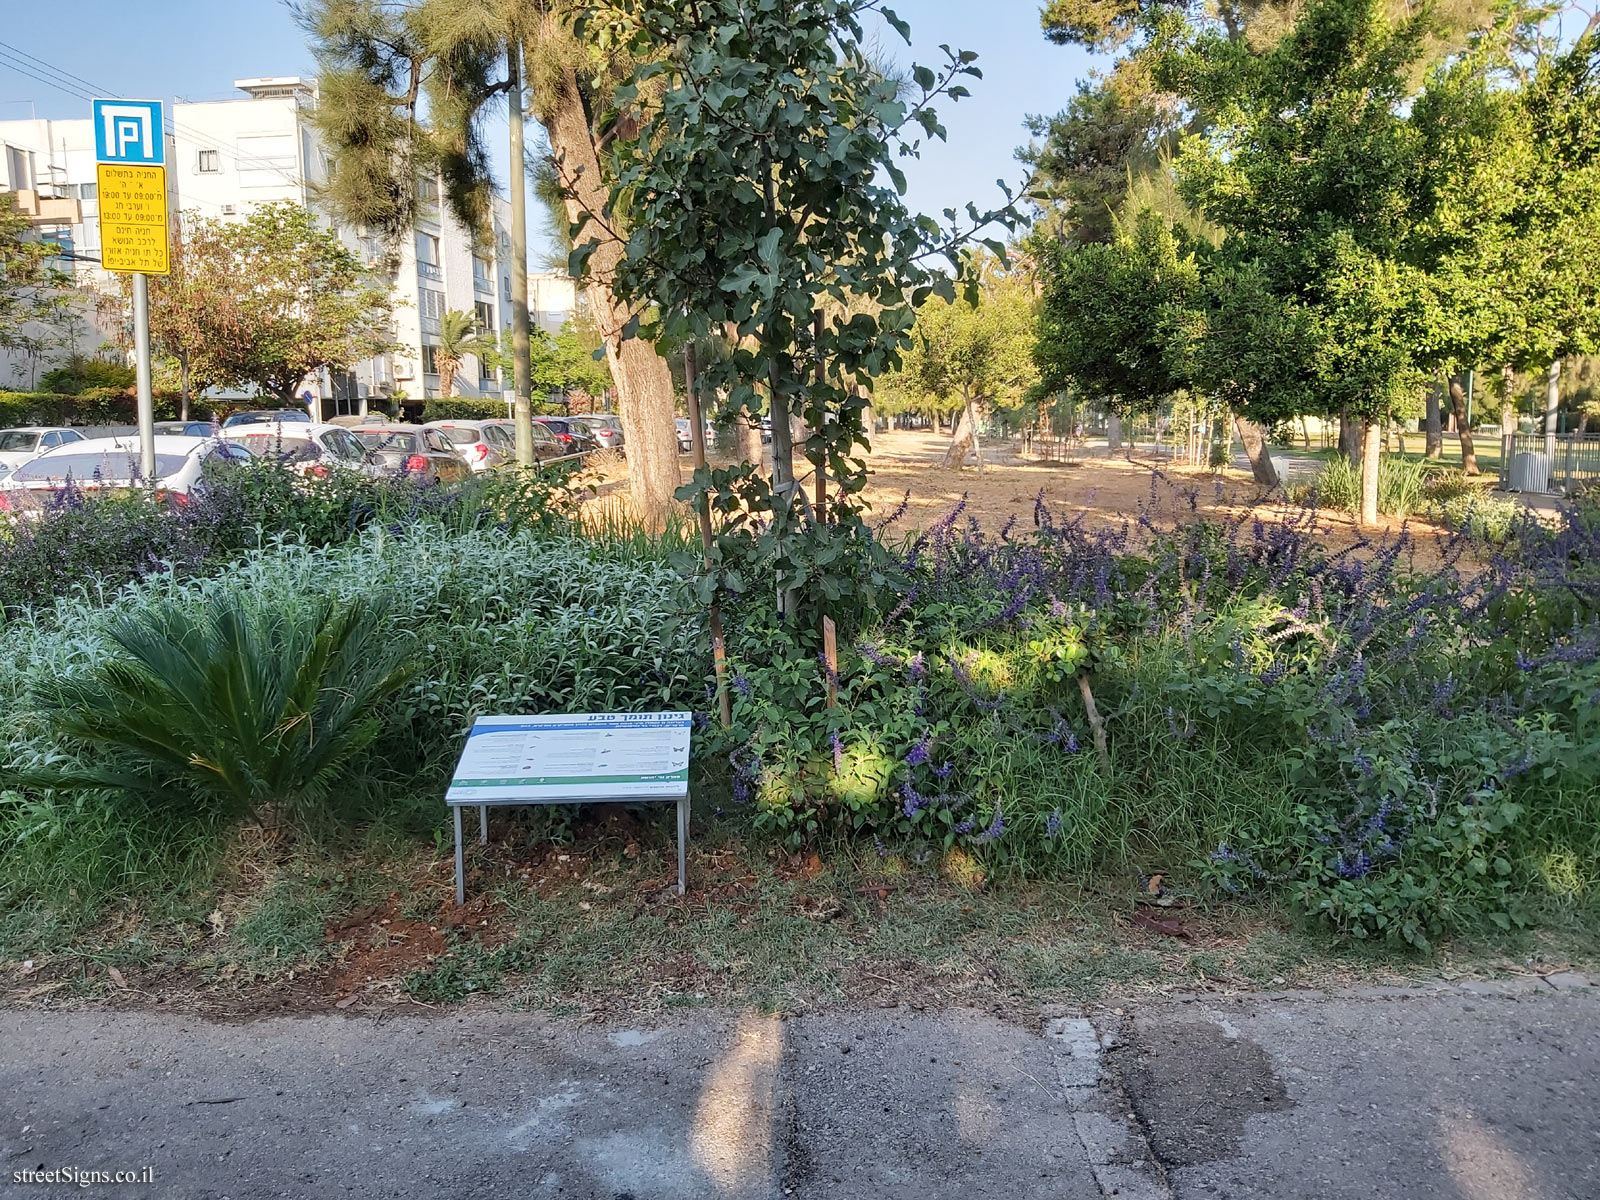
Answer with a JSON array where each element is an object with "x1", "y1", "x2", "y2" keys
[{"x1": 590, "y1": 428, "x2": 1465, "y2": 557}]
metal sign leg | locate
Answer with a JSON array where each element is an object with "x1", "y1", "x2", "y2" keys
[
  {"x1": 479, "y1": 804, "x2": 488, "y2": 845},
  {"x1": 453, "y1": 806, "x2": 465, "y2": 907},
  {"x1": 676, "y1": 794, "x2": 689, "y2": 895}
]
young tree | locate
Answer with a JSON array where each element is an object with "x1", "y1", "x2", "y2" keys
[
  {"x1": 101, "y1": 215, "x2": 244, "y2": 420},
  {"x1": 433, "y1": 310, "x2": 497, "y2": 399},
  {"x1": 211, "y1": 203, "x2": 395, "y2": 403},
  {"x1": 593, "y1": 0, "x2": 1007, "y2": 620}
]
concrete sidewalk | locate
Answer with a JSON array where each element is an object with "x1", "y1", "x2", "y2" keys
[{"x1": 1, "y1": 980, "x2": 1595, "y2": 1199}]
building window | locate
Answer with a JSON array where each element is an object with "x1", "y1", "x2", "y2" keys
[
  {"x1": 196, "y1": 149, "x2": 220, "y2": 174},
  {"x1": 419, "y1": 288, "x2": 445, "y2": 333},
  {"x1": 473, "y1": 254, "x2": 493, "y2": 292},
  {"x1": 76, "y1": 182, "x2": 98, "y2": 200},
  {"x1": 474, "y1": 300, "x2": 495, "y2": 333},
  {"x1": 421, "y1": 345, "x2": 439, "y2": 376},
  {"x1": 416, "y1": 232, "x2": 441, "y2": 281}
]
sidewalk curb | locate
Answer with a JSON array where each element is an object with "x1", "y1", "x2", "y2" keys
[
  {"x1": 1067, "y1": 971, "x2": 1595, "y2": 1015},
  {"x1": 1044, "y1": 1015, "x2": 1173, "y2": 1200}
]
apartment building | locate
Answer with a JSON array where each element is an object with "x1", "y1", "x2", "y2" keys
[{"x1": 1, "y1": 77, "x2": 571, "y2": 411}]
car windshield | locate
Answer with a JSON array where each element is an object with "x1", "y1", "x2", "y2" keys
[
  {"x1": 538, "y1": 420, "x2": 571, "y2": 435},
  {"x1": 224, "y1": 411, "x2": 309, "y2": 428},
  {"x1": 12, "y1": 451, "x2": 189, "y2": 483},
  {"x1": 230, "y1": 433, "x2": 316, "y2": 461},
  {"x1": 321, "y1": 429, "x2": 370, "y2": 461},
  {"x1": 436, "y1": 426, "x2": 482, "y2": 446},
  {"x1": 355, "y1": 430, "x2": 419, "y2": 453},
  {"x1": 0, "y1": 432, "x2": 40, "y2": 453}
]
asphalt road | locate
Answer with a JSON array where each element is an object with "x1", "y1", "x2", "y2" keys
[{"x1": 1, "y1": 979, "x2": 1595, "y2": 1199}]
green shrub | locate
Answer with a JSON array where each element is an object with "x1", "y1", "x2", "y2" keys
[
  {"x1": 1300, "y1": 455, "x2": 1436, "y2": 518},
  {"x1": 421, "y1": 398, "x2": 507, "y2": 422},
  {"x1": 39, "y1": 355, "x2": 136, "y2": 396},
  {"x1": 0, "y1": 522, "x2": 701, "y2": 909},
  {"x1": 32, "y1": 590, "x2": 416, "y2": 830}
]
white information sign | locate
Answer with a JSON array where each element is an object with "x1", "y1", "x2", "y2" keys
[{"x1": 446, "y1": 712, "x2": 692, "y2": 805}]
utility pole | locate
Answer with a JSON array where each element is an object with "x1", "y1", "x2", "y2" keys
[{"x1": 507, "y1": 39, "x2": 535, "y2": 467}]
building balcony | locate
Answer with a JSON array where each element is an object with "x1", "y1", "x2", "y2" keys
[
  {"x1": 8, "y1": 189, "x2": 82, "y2": 225},
  {"x1": 417, "y1": 261, "x2": 442, "y2": 282}
]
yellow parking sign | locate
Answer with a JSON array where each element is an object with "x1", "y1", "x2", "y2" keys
[{"x1": 96, "y1": 162, "x2": 170, "y2": 274}]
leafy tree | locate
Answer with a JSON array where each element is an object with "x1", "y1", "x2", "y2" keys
[
  {"x1": 202, "y1": 204, "x2": 396, "y2": 404},
  {"x1": 889, "y1": 274, "x2": 1037, "y2": 474},
  {"x1": 100, "y1": 215, "x2": 246, "y2": 420},
  {"x1": 592, "y1": 0, "x2": 1008, "y2": 623},
  {"x1": 0, "y1": 192, "x2": 73, "y2": 381}
]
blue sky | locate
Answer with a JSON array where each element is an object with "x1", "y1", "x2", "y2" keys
[{"x1": 0, "y1": 0, "x2": 1098, "y2": 249}]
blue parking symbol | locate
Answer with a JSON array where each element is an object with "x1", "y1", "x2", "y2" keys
[{"x1": 93, "y1": 99, "x2": 165, "y2": 165}]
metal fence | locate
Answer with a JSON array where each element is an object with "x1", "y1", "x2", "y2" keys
[{"x1": 1499, "y1": 433, "x2": 1600, "y2": 495}]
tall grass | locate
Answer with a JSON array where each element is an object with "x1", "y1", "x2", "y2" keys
[{"x1": 1291, "y1": 454, "x2": 1436, "y2": 519}]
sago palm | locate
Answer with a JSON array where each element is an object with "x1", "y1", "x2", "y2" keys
[{"x1": 37, "y1": 592, "x2": 415, "y2": 829}]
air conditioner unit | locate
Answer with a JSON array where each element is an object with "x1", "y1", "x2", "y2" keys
[
  {"x1": 221, "y1": 204, "x2": 236, "y2": 216},
  {"x1": 393, "y1": 362, "x2": 414, "y2": 381}
]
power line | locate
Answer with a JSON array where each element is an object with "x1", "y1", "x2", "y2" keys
[{"x1": 0, "y1": 39, "x2": 302, "y2": 185}]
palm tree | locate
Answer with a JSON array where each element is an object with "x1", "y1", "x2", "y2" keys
[
  {"x1": 432, "y1": 310, "x2": 495, "y2": 398},
  {"x1": 301, "y1": 0, "x2": 681, "y2": 522}
]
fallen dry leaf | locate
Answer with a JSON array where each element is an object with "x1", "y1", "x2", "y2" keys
[
  {"x1": 1132, "y1": 909, "x2": 1192, "y2": 940},
  {"x1": 107, "y1": 966, "x2": 128, "y2": 990},
  {"x1": 1146, "y1": 874, "x2": 1164, "y2": 895},
  {"x1": 335, "y1": 996, "x2": 358, "y2": 1009},
  {"x1": 207, "y1": 909, "x2": 225, "y2": 936}
]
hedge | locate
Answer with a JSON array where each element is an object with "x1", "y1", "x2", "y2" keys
[
  {"x1": 420, "y1": 398, "x2": 509, "y2": 422},
  {"x1": 0, "y1": 390, "x2": 233, "y2": 428}
]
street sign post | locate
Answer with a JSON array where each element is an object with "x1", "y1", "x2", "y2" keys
[{"x1": 93, "y1": 99, "x2": 170, "y2": 482}]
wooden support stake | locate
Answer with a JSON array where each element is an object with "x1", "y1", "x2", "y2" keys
[
  {"x1": 822, "y1": 616, "x2": 838, "y2": 708},
  {"x1": 813, "y1": 311, "x2": 826, "y2": 524},
  {"x1": 685, "y1": 343, "x2": 733, "y2": 729}
]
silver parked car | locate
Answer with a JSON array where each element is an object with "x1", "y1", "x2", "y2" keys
[
  {"x1": 571, "y1": 414, "x2": 624, "y2": 452},
  {"x1": 424, "y1": 419, "x2": 517, "y2": 472},
  {"x1": 353, "y1": 425, "x2": 471, "y2": 483},
  {"x1": 221, "y1": 422, "x2": 383, "y2": 477},
  {"x1": 0, "y1": 434, "x2": 254, "y2": 512},
  {"x1": 0, "y1": 426, "x2": 86, "y2": 475}
]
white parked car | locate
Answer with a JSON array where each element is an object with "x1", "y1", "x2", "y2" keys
[
  {"x1": 0, "y1": 434, "x2": 254, "y2": 512},
  {"x1": 0, "y1": 426, "x2": 87, "y2": 475},
  {"x1": 220, "y1": 422, "x2": 383, "y2": 477}
]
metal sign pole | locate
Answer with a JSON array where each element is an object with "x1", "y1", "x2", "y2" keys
[{"x1": 132, "y1": 271, "x2": 156, "y2": 482}]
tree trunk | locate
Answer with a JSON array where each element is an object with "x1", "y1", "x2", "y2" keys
[
  {"x1": 738, "y1": 414, "x2": 763, "y2": 466},
  {"x1": 942, "y1": 401, "x2": 979, "y2": 470},
  {"x1": 1500, "y1": 364, "x2": 1517, "y2": 436},
  {"x1": 178, "y1": 353, "x2": 191, "y2": 424},
  {"x1": 439, "y1": 360, "x2": 457, "y2": 400},
  {"x1": 1360, "y1": 419, "x2": 1381, "y2": 527},
  {"x1": 1424, "y1": 381, "x2": 1442, "y2": 459},
  {"x1": 1544, "y1": 358, "x2": 1562, "y2": 461},
  {"x1": 507, "y1": 40, "x2": 535, "y2": 465},
  {"x1": 1339, "y1": 409, "x2": 1363, "y2": 464},
  {"x1": 1106, "y1": 412, "x2": 1123, "y2": 453},
  {"x1": 542, "y1": 63, "x2": 681, "y2": 525},
  {"x1": 1447, "y1": 374, "x2": 1479, "y2": 475},
  {"x1": 1233, "y1": 414, "x2": 1279, "y2": 487}
]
